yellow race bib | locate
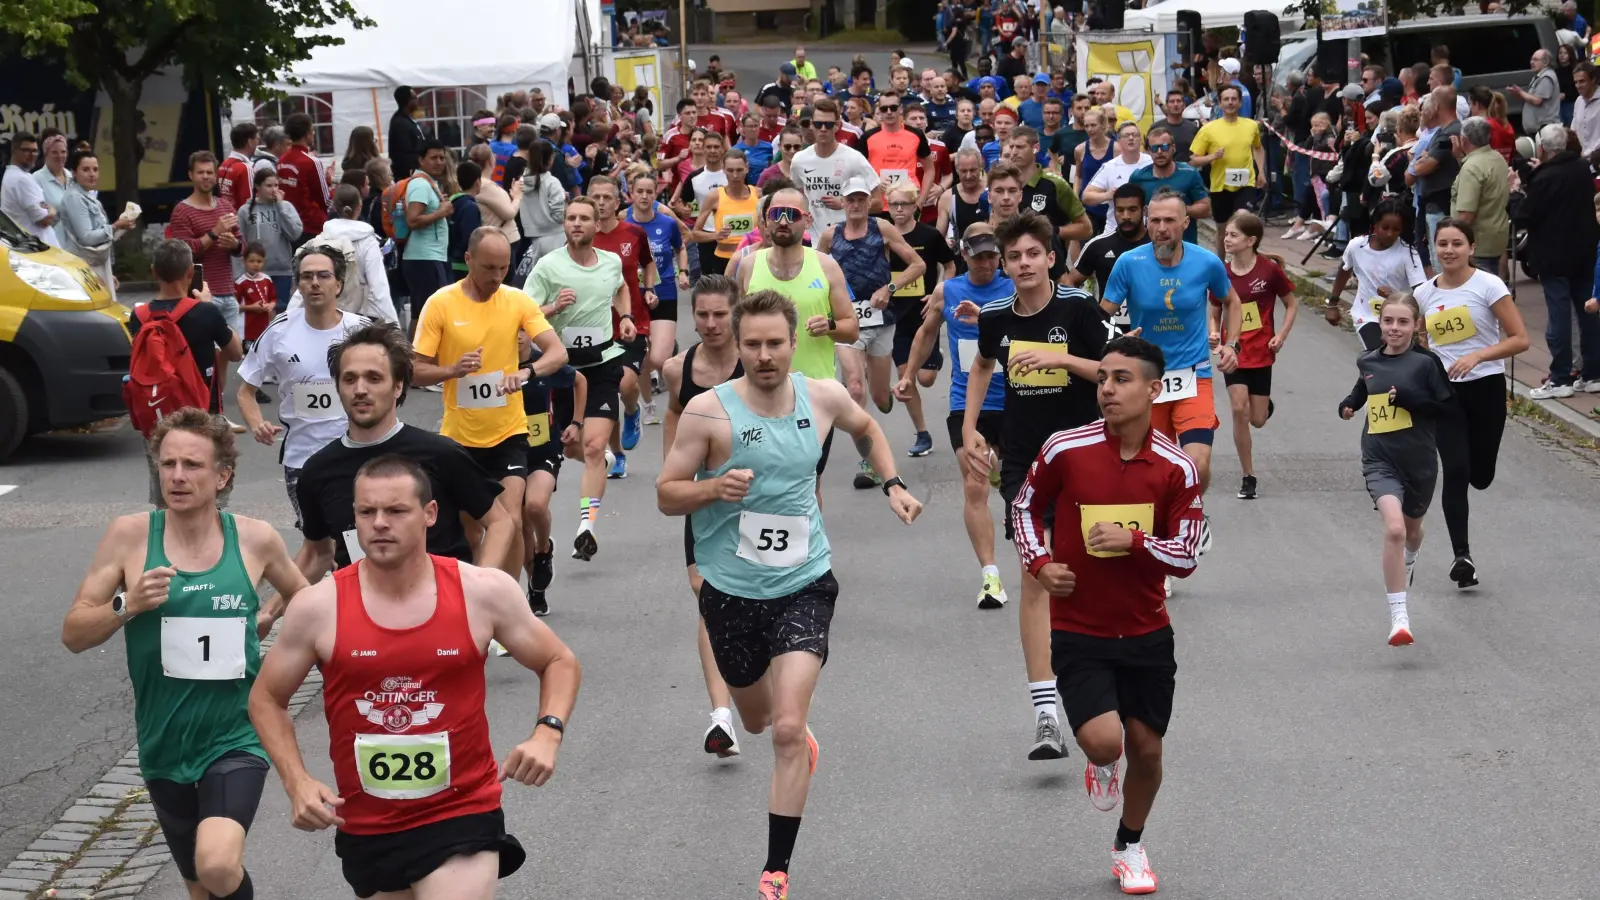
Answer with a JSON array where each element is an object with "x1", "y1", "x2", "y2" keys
[
  {"x1": 1366, "y1": 395, "x2": 1413, "y2": 434},
  {"x1": 722, "y1": 213, "x2": 754, "y2": 235},
  {"x1": 893, "y1": 274, "x2": 926, "y2": 298},
  {"x1": 1425, "y1": 306, "x2": 1478, "y2": 346},
  {"x1": 526, "y1": 412, "x2": 552, "y2": 447},
  {"x1": 1080, "y1": 502, "x2": 1155, "y2": 558},
  {"x1": 1368, "y1": 296, "x2": 1385, "y2": 318},
  {"x1": 1239, "y1": 300, "x2": 1263, "y2": 333},
  {"x1": 1007, "y1": 339, "x2": 1069, "y2": 387}
]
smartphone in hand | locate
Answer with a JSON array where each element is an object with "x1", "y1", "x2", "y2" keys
[{"x1": 190, "y1": 264, "x2": 205, "y2": 295}]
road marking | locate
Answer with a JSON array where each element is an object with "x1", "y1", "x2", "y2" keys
[{"x1": 0, "y1": 485, "x2": 14, "y2": 497}]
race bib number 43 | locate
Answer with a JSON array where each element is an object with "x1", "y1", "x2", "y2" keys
[
  {"x1": 354, "y1": 732, "x2": 451, "y2": 800},
  {"x1": 1426, "y1": 306, "x2": 1478, "y2": 346},
  {"x1": 456, "y1": 371, "x2": 506, "y2": 409},
  {"x1": 161, "y1": 616, "x2": 247, "y2": 680},
  {"x1": 562, "y1": 326, "x2": 605, "y2": 349},
  {"x1": 1156, "y1": 367, "x2": 1198, "y2": 403},
  {"x1": 1079, "y1": 503, "x2": 1155, "y2": 558},
  {"x1": 292, "y1": 381, "x2": 340, "y2": 420},
  {"x1": 735, "y1": 511, "x2": 809, "y2": 568}
]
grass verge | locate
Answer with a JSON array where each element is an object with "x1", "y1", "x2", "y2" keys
[
  {"x1": 1506, "y1": 395, "x2": 1600, "y2": 454},
  {"x1": 816, "y1": 27, "x2": 905, "y2": 44}
]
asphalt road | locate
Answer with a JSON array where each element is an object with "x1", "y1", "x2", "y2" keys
[{"x1": 0, "y1": 303, "x2": 1579, "y2": 896}]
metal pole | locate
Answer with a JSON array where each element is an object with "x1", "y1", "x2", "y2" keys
[{"x1": 679, "y1": 0, "x2": 690, "y2": 93}]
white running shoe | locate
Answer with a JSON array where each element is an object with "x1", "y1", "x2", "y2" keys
[
  {"x1": 1530, "y1": 380, "x2": 1576, "y2": 400},
  {"x1": 1281, "y1": 223, "x2": 1305, "y2": 240},
  {"x1": 1086, "y1": 760, "x2": 1121, "y2": 812},
  {"x1": 642, "y1": 400, "x2": 662, "y2": 425},
  {"x1": 977, "y1": 572, "x2": 1008, "y2": 609},
  {"x1": 703, "y1": 716, "x2": 740, "y2": 757},
  {"x1": 1196, "y1": 516, "x2": 1213, "y2": 556},
  {"x1": 1164, "y1": 576, "x2": 1172, "y2": 599},
  {"x1": 1028, "y1": 712, "x2": 1067, "y2": 760},
  {"x1": 1112, "y1": 842, "x2": 1158, "y2": 894},
  {"x1": 488, "y1": 639, "x2": 510, "y2": 657},
  {"x1": 1579, "y1": 378, "x2": 1600, "y2": 394},
  {"x1": 1388, "y1": 613, "x2": 1414, "y2": 647}
]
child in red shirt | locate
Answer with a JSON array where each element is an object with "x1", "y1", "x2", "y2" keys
[{"x1": 237, "y1": 242, "x2": 278, "y2": 350}]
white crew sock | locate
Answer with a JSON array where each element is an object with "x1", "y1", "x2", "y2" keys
[
  {"x1": 982, "y1": 564, "x2": 1000, "y2": 580},
  {"x1": 1387, "y1": 592, "x2": 1408, "y2": 618},
  {"x1": 1029, "y1": 681, "x2": 1058, "y2": 721},
  {"x1": 1403, "y1": 547, "x2": 1418, "y2": 566}
]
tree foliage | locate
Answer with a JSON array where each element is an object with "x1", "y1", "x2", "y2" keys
[{"x1": 1288, "y1": 0, "x2": 1540, "y2": 26}]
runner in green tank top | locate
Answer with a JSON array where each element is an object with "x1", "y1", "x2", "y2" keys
[{"x1": 63, "y1": 409, "x2": 308, "y2": 900}]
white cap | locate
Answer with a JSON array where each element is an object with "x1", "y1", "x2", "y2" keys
[
  {"x1": 537, "y1": 113, "x2": 563, "y2": 132},
  {"x1": 1219, "y1": 57, "x2": 1241, "y2": 74},
  {"x1": 841, "y1": 176, "x2": 872, "y2": 197},
  {"x1": 901, "y1": 56, "x2": 914, "y2": 69}
]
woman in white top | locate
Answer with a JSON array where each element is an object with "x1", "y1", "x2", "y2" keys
[
  {"x1": 1413, "y1": 217, "x2": 1529, "y2": 590},
  {"x1": 33, "y1": 134, "x2": 71, "y2": 246},
  {"x1": 1327, "y1": 200, "x2": 1428, "y2": 351}
]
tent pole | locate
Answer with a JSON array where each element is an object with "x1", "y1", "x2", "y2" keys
[{"x1": 679, "y1": 0, "x2": 689, "y2": 92}]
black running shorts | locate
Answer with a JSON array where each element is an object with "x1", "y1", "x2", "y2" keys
[
  {"x1": 650, "y1": 299, "x2": 679, "y2": 322},
  {"x1": 1222, "y1": 365, "x2": 1272, "y2": 397},
  {"x1": 580, "y1": 359, "x2": 625, "y2": 421},
  {"x1": 460, "y1": 433, "x2": 530, "y2": 481},
  {"x1": 147, "y1": 750, "x2": 270, "y2": 883},
  {"x1": 946, "y1": 409, "x2": 1004, "y2": 455},
  {"x1": 619, "y1": 335, "x2": 649, "y2": 374},
  {"x1": 892, "y1": 313, "x2": 944, "y2": 370},
  {"x1": 698, "y1": 570, "x2": 839, "y2": 688},
  {"x1": 1052, "y1": 626, "x2": 1177, "y2": 738},
  {"x1": 335, "y1": 809, "x2": 525, "y2": 899}
]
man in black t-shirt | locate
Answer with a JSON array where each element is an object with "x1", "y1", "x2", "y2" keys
[
  {"x1": 958, "y1": 211, "x2": 1114, "y2": 763},
  {"x1": 1067, "y1": 183, "x2": 1151, "y2": 319},
  {"x1": 885, "y1": 183, "x2": 956, "y2": 457},
  {"x1": 293, "y1": 322, "x2": 511, "y2": 581},
  {"x1": 129, "y1": 239, "x2": 244, "y2": 506}
]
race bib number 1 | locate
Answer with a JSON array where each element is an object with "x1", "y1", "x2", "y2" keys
[
  {"x1": 292, "y1": 381, "x2": 340, "y2": 420},
  {"x1": 354, "y1": 733, "x2": 451, "y2": 800},
  {"x1": 160, "y1": 616, "x2": 248, "y2": 680},
  {"x1": 1224, "y1": 167, "x2": 1252, "y2": 188},
  {"x1": 1425, "y1": 306, "x2": 1478, "y2": 346},
  {"x1": 456, "y1": 371, "x2": 506, "y2": 409},
  {"x1": 735, "y1": 511, "x2": 809, "y2": 568},
  {"x1": 1156, "y1": 366, "x2": 1198, "y2": 403},
  {"x1": 1239, "y1": 301, "x2": 1263, "y2": 333},
  {"x1": 1079, "y1": 503, "x2": 1155, "y2": 558}
]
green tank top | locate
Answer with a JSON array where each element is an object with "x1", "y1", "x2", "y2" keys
[
  {"x1": 123, "y1": 511, "x2": 265, "y2": 783},
  {"x1": 690, "y1": 374, "x2": 831, "y2": 599},
  {"x1": 746, "y1": 248, "x2": 838, "y2": 380}
]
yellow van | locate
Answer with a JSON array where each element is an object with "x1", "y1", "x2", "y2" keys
[{"x1": 0, "y1": 210, "x2": 130, "y2": 460}]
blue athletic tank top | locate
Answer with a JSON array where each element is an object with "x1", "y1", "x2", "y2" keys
[
  {"x1": 1080, "y1": 140, "x2": 1115, "y2": 214},
  {"x1": 943, "y1": 273, "x2": 1013, "y2": 412},
  {"x1": 690, "y1": 374, "x2": 832, "y2": 599},
  {"x1": 829, "y1": 218, "x2": 896, "y2": 325}
]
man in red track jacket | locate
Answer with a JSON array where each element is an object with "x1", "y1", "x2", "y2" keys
[{"x1": 276, "y1": 113, "x2": 330, "y2": 237}]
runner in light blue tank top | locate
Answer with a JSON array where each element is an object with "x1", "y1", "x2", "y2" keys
[{"x1": 691, "y1": 373, "x2": 831, "y2": 599}]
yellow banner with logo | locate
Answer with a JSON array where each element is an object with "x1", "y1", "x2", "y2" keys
[{"x1": 1074, "y1": 34, "x2": 1168, "y2": 134}]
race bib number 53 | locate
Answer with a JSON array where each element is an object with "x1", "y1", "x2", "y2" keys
[
  {"x1": 736, "y1": 511, "x2": 809, "y2": 567},
  {"x1": 354, "y1": 733, "x2": 451, "y2": 800}
]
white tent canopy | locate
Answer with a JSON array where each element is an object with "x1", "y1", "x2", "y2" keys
[
  {"x1": 1126, "y1": 0, "x2": 1306, "y2": 33},
  {"x1": 228, "y1": 0, "x2": 579, "y2": 161}
]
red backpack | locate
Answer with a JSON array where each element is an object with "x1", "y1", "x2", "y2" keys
[{"x1": 122, "y1": 297, "x2": 211, "y2": 437}]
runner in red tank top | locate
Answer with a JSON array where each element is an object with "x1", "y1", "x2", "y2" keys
[{"x1": 249, "y1": 455, "x2": 580, "y2": 899}]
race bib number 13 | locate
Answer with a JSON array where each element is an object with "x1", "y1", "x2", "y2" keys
[
  {"x1": 354, "y1": 733, "x2": 451, "y2": 800},
  {"x1": 1156, "y1": 367, "x2": 1198, "y2": 403}
]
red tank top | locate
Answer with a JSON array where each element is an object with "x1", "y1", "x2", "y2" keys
[{"x1": 324, "y1": 555, "x2": 501, "y2": 835}]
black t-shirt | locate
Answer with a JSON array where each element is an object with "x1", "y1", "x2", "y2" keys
[
  {"x1": 997, "y1": 54, "x2": 1028, "y2": 86},
  {"x1": 1073, "y1": 230, "x2": 1151, "y2": 302},
  {"x1": 756, "y1": 82, "x2": 795, "y2": 111},
  {"x1": 976, "y1": 283, "x2": 1113, "y2": 462},
  {"x1": 889, "y1": 221, "x2": 954, "y2": 320},
  {"x1": 128, "y1": 297, "x2": 235, "y2": 413},
  {"x1": 295, "y1": 423, "x2": 504, "y2": 569}
]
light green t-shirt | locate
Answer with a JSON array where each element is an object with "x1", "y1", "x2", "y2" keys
[
  {"x1": 402, "y1": 175, "x2": 447, "y2": 262},
  {"x1": 524, "y1": 246, "x2": 625, "y2": 367}
]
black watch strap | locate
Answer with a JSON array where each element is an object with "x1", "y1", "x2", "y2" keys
[
  {"x1": 881, "y1": 476, "x2": 907, "y2": 496},
  {"x1": 536, "y1": 715, "x2": 565, "y2": 734}
]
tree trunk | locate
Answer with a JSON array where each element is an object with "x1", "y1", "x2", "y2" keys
[
  {"x1": 103, "y1": 71, "x2": 144, "y2": 218},
  {"x1": 875, "y1": 0, "x2": 886, "y2": 30}
]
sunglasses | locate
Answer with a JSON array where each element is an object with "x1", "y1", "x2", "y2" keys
[
  {"x1": 1148, "y1": 143, "x2": 1173, "y2": 152},
  {"x1": 767, "y1": 206, "x2": 804, "y2": 224},
  {"x1": 878, "y1": 105, "x2": 900, "y2": 112},
  {"x1": 781, "y1": 143, "x2": 804, "y2": 151},
  {"x1": 813, "y1": 120, "x2": 839, "y2": 129}
]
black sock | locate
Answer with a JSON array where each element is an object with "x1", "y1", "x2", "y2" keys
[
  {"x1": 1115, "y1": 821, "x2": 1143, "y2": 851},
  {"x1": 214, "y1": 868, "x2": 253, "y2": 900},
  {"x1": 764, "y1": 813, "x2": 803, "y2": 873}
]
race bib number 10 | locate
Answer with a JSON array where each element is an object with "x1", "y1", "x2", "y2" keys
[
  {"x1": 456, "y1": 371, "x2": 506, "y2": 409},
  {"x1": 354, "y1": 732, "x2": 451, "y2": 800}
]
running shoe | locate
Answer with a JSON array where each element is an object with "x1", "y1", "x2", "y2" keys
[
  {"x1": 573, "y1": 526, "x2": 598, "y2": 562},
  {"x1": 907, "y1": 430, "x2": 933, "y2": 457},
  {"x1": 758, "y1": 870, "x2": 789, "y2": 900},
  {"x1": 642, "y1": 399, "x2": 662, "y2": 425},
  {"x1": 1028, "y1": 712, "x2": 1066, "y2": 760},
  {"x1": 704, "y1": 717, "x2": 740, "y2": 757},
  {"x1": 1579, "y1": 378, "x2": 1600, "y2": 394},
  {"x1": 528, "y1": 587, "x2": 549, "y2": 618},
  {"x1": 1406, "y1": 555, "x2": 1416, "y2": 587},
  {"x1": 977, "y1": 572, "x2": 1008, "y2": 609},
  {"x1": 604, "y1": 449, "x2": 616, "y2": 473},
  {"x1": 1530, "y1": 380, "x2": 1576, "y2": 400},
  {"x1": 806, "y1": 726, "x2": 819, "y2": 774},
  {"x1": 1389, "y1": 612, "x2": 1414, "y2": 647},
  {"x1": 421, "y1": 383, "x2": 443, "y2": 392},
  {"x1": 1164, "y1": 576, "x2": 1172, "y2": 599},
  {"x1": 489, "y1": 639, "x2": 510, "y2": 657},
  {"x1": 608, "y1": 451, "x2": 628, "y2": 479},
  {"x1": 1450, "y1": 554, "x2": 1479, "y2": 589},
  {"x1": 621, "y1": 407, "x2": 641, "y2": 450},
  {"x1": 530, "y1": 539, "x2": 555, "y2": 591},
  {"x1": 852, "y1": 459, "x2": 884, "y2": 489},
  {"x1": 1086, "y1": 760, "x2": 1121, "y2": 812},
  {"x1": 1267, "y1": 398, "x2": 1275, "y2": 420},
  {"x1": 1281, "y1": 223, "x2": 1305, "y2": 240},
  {"x1": 1197, "y1": 515, "x2": 1213, "y2": 556},
  {"x1": 1237, "y1": 475, "x2": 1257, "y2": 500},
  {"x1": 1112, "y1": 842, "x2": 1158, "y2": 894},
  {"x1": 255, "y1": 388, "x2": 273, "y2": 404},
  {"x1": 223, "y1": 416, "x2": 247, "y2": 434},
  {"x1": 650, "y1": 370, "x2": 662, "y2": 396}
]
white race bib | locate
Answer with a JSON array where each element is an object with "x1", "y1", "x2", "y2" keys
[
  {"x1": 881, "y1": 168, "x2": 911, "y2": 186},
  {"x1": 1224, "y1": 167, "x2": 1251, "y2": 188},
  {"x1": 735, "y1": 511, "x2": 809, "y2": 568},
  {"x1": 957, "y1": 338, "x2": 979, "y2": 373},
  {"x1": 160, "y1": 616, "x2": 247, "y2": 680},
  {"x1": 354, "y1": 732, "x2": 451, "y2": 800},
  {"x1": 1156, "y1": 366, "x2": 1198, "y2": 403},
  {"x1": 456, "y1": 371, "x2": 506, "y2": 409},
  {"x1": 291, "y1": 381, "x2": 340, "y2": 420},
  {"x1": 852, "y1": 298, "x2": 883, "y2": 327},
  {"x1": 343, "y1": 528, "x2": 367, "y2": 563},
  {"x1": 562, "y1": 326, "x2": 605, "y2": 349}
]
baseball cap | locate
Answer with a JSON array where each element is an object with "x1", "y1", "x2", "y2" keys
[
  {"x1": 962, "y1": 231, "x2": 1000, "y2": 256},
  {"x1": 1219, "y1": 57, "x2": 1241, "y2": 74},
  {"x1": 1338, "y1": 83, "x2": 1364, "y2": 101},
  {"x1": 901, "y1": 57, "x2": 915, "y2": 69},
  {"x1": 537, "y1": 113, "x2": 563, "y2": 132},
  {"x1": 780, "y1": 62, "x2": 797, "y2": 76},
  {"x1": 841, "y1": 176, "x2": 872, "y2": 197},
  {"x1": 1033, "y1": 73, "x2": 1051, "y2": 85}
]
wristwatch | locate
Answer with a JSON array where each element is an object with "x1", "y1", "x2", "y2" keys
[
  {"x1": 535, "y1": 715, "x2": 565, "y2": 735},
  {"x1": 881, "y1": 476, "x2": 907, "y2": 496},
  {"x1": 1226, "y1": 340, "x2": 1241, "y2": 354},
  {"x1": 111, "y1": 591, "x2": 131, "y2": 619}
]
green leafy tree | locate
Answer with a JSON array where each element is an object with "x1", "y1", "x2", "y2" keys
[
  {"x1": 3, "y1": 0, "x2": 372, "y2": 211},
  {"x1": 1291, "y1": 0, "x2": 1540, "y2": 26}
]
